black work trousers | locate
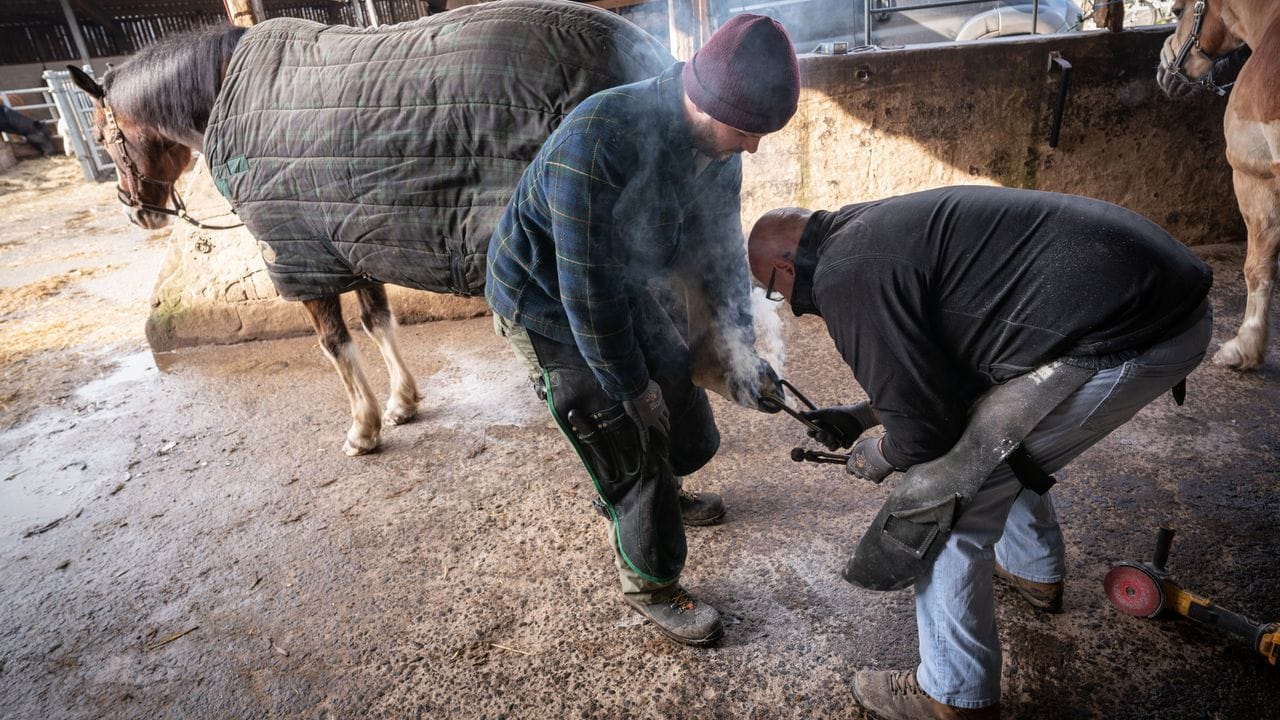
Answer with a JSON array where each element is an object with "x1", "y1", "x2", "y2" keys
[{"x1": 495, "y1": 297, "x2": 719, "y2": 594}]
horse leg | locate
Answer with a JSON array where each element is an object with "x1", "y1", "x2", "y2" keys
[
  {"x1": 303, "y1": 296, "x2": 383, "y2": 456},
  {"x1": 1213, "y1": 167, "x2": 1280, "y2": 370},
  {"x1": 355, "y1": 285, "x2": 420, "y2": 425}
]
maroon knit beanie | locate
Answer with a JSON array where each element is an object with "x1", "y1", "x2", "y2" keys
[{"x1": 682, "y1": 14, "x2": 800, "y2": 134}]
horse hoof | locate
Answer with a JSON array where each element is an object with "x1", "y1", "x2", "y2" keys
[
  {"x1": 1212, "y1": 341, "x2": 1260, "y2": 370},
  {"x1": 344, "y1": 436, "x2": 379, "y2": 456},
  {"x1": 1212, "y1": 343, "x2": 1241, "y2": 367},
  {"x1": 383, "y1": 405, "x2": 417, "y2": 426}
]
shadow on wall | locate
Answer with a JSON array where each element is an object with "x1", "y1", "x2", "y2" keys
[{"x1": 742, "y1": 27, "x2": 1243, "y2": 247}]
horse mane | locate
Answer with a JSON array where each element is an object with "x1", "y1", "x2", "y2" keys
[{"x1": 104, "y1": 23, "x2": 246, "y2": 140}]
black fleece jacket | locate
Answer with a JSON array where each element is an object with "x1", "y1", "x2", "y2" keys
[{"x1": 788, "y1": 186, "x2": 1212, "y2": 469}]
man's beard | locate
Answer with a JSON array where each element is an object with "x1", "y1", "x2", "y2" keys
[{"x1": 688, "y1": 113, "x2": 735, "y2": 161}]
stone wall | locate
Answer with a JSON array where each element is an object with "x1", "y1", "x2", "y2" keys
[
  {"x1": 742, "y1": 28, "x2": 1240, "y2": 246},
  {"x1": 145, "y1": 164, "x2": 487, "y2": 352}
]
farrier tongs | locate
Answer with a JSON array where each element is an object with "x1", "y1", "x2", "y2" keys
[{"x1": 759, "y1": 379, "x2": 852, "y2": 465}]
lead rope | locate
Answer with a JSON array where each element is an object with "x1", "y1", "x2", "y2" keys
[{"x1": 168, "y1": 177, "x2": 244, "y2": 231}]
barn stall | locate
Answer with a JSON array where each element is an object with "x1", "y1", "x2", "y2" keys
[{"x1": 0, "y1": 1, "x2": 1276, "y2": 718}]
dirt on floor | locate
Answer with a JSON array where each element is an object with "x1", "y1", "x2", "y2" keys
[
  {"x1": 0, "y1": 156, "x2": 1278, "y2": 719},
  {"x1": 0, "y1": 156, "x2": 167, "y2": 430}
]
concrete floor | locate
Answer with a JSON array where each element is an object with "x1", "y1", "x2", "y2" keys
[{"x1": 0, "y1": 245, "x2": 1277, "y2": 719}]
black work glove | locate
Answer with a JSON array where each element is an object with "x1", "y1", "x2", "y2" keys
[
  {"x1": 730, "y1": 358, "x2": 784, "y2": 414},
  {"x1": 622, "y1": 379, "x2": 670, "y2": 454},
  {"x1": 845, "y1": 436, "x2": 897, "y2": 484},
  {"x1": 800, "y1": 401, "x2": 880, "y2": 450}
]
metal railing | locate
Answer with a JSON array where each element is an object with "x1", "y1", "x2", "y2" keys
[
  {"x1": 862, "y1": 0, "x2": 1049, "y2": 46},
  {"x1": 42, "y1": 68, "x2": 115, "y2": 182},
  {"x1": 0, "y1": 85, "x2": 59, "y2": 147},
  {"x1": 0, "y1": 87, "x2": 58, "y2": 121},
  {"x1": 726, "y1": 0, "x2": 1087, "y2": 52}
]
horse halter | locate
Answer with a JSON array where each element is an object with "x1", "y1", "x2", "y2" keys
[
  {"x1": 101, "y1": 100, "x2": 243, "y2": 231},
  {"x1": 1167, "y1": 0, "x2": 1236, "y2": 96}
]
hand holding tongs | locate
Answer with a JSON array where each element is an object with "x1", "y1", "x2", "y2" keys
[{"x1": 760, "y1": 379, "x2": 852, "y2": 465}]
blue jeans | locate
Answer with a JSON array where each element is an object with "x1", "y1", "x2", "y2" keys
[{"x1": 914, "y1": 309, "x2": 1213, "y2": 708}]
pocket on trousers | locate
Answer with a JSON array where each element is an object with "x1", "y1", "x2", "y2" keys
[
  {"x1": 1077, "y1": 311, "x2": 1210, "y2": 434},
  {"x1": 1077, "y1": 355, "x2": 1199, "y2": 434},
  {"x1": 1079, "y1": 363, "x2": 1135, "y2": 434},
  {"x1": 574, "y1": 404, "x2": 645, "y2": 501}
]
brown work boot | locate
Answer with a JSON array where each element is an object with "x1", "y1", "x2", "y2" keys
[
  {"x1": 623, "y1": 585, "x2": 723, "y2": 647},
  {"x1": 994, "y1": 564, "x2": 1064, "y2": 613},
  {"x1": 852, "y1": 668, "x2": 1000, "y2": 720},
  {"x1": 678, "y1": 489, "x2": 726, "y2": 526}
]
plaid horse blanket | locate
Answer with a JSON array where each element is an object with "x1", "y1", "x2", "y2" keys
[{"x1": 203, "y1": 0, "x2": 672, "y2": 301}]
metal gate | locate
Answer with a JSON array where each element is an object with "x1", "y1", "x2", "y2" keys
[
  {"x1": 43, "y1": 68, "x2": 115, "y2": 182},
  {"x1": 0, "y1": 83, "x2": 58, "y2": 147}
]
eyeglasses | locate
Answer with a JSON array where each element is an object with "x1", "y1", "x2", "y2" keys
[{"x1": 763, "y1": 266, "x2": 784, "y2": 302}]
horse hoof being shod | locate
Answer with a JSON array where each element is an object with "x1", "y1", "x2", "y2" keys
[
  {"x1": 69, "y1": 0, "x2": 672, "y2": 455},
  {"x1": 1157, "y1": 0, "x2": 1280, "y2": 371}
]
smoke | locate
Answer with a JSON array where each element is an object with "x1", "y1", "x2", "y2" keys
[
  {"x1": 681, "y1": 280, "x2": 790, "y2": 409},
  {"x1": 689, "y1": 284, "x2": 789, "y2": 409},
  {"x1": 751, "y1": 285, "x2": 786, "y2": 377}
]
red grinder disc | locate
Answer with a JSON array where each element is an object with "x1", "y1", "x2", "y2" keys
[{"x1": 1104, "y1": 563, "x2": 1164, "y2": 618}]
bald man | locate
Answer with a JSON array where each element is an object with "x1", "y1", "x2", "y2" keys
[{"x1": 748, "y1": 186, "x2": 1211, "y2": 719}]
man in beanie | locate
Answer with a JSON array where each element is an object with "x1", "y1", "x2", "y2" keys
[{"x1": 486, "y1": 14, "x2": 800, "y2": 646}]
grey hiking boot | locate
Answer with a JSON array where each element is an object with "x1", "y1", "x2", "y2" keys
[
  {"x1": 624, "y1": 586, "x2": 724, "y2": 647},
  {"x1": 852, "y1": 668, "x2": 1001, "y2": 720},
  {"x1": 678, "y1": 489, "x2": 726, "y2": 526}
]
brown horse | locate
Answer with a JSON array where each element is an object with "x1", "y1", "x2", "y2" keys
[
  {"x1": 69, "y1": 1, "x2": 671, "y2": 455},
  {"x1": 1157, "y1": 0, "x2": 1279, "y2": 370}
]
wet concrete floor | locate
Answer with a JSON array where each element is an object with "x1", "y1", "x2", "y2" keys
[{"x1": 0, "y1": 245, "x2": 1277, "y2": 719}]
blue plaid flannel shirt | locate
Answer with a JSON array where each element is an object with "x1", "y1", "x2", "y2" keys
[{"x1": 486, "y1": 64, "x2": 755, "y2": 401}]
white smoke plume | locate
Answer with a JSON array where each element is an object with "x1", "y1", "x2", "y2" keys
[
  {"x1": 750, "y1": 285, "x2": 786, "y2": 377},
  {"x1": 694, "y1": 284, "x2": 789, "y2": 409}
]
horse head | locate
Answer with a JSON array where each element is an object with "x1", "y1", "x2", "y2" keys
[
  {"x1": 1157, "y1": 0, "x2": 1248, "y2": 97},
  {"x1": 69, "y1": 65, "x2": 195, "y2": 230}
]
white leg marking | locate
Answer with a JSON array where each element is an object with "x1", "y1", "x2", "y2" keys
[
  {"x1": 366, "y1": 318, "x2": 420, "y2": 426},
  {"x1": 323, "y1": 341, "x2": 382, "y2": 456}
]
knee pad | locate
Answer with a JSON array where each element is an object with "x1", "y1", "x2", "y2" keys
[
  {"x1": 844, "y1": 362, "x2": 1093, "y2": 591},
  {"x1": 543, "y1": 365, "x2": 685, "y2": 584}
]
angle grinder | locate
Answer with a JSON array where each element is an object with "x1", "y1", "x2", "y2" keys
[{"x1": 1103, "y1": 524, "x2": 1278, "y2": 665}]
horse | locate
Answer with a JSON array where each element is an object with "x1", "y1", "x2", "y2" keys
[
  {"x1": 1157, "y1": 0, "x2": 1279, "y2": 370},
  {"x1": 0, "y1": 105, "x2": 56, "y2": 156},
  {"x1": 68, "y1": 0, "x2": 672, "y2": 455}
]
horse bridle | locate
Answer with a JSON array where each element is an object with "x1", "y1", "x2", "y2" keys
[
  {"x1": 1166, "y1": 0, "x2": 1237, "y2": 96},
  {"x1": 102, "y1": 101, "x2": 243, "y2": 231}
]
